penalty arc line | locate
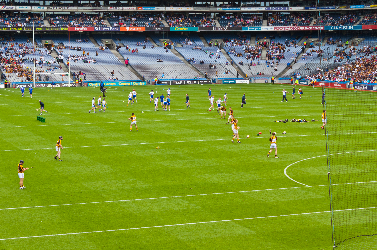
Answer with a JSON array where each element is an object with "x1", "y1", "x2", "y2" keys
[{"x1": 284, "y1": 150, "x2": 375, "y2": 186}]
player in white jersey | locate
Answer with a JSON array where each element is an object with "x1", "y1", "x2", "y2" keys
[
  {"x1": 132, "y1": 89, "x2": 137, "y2": 103},
  {"x1": 97, "y1": 96, "x2": 102, "y2": 110},
  {"x1": 223, "y1": 93, "x2": 228, "y2": 105},
  {"x1": 209, "y1": 96, "x2": 214, "y2": 111},
  {"x1": 154, "y1": 97, "x2": 159, "y2": 111},
  {"x1": 128, "y1": 92, "x2": 133, "y2": 106},
  {"x1": 89, "y1": 97, "x2": 96, "y2": 113},
  {"x1": 167, "y1": 88, "x2": 171, "y2": 96},
  {"x1": 216, "y1": 98, "x2": 222, "y2": 113},
  {"x1": 149, "y1": 90, "x2": 154, "y2": 103},
  {"x1": 102, "y1": 98, "x2": 107, "y2": 112}
]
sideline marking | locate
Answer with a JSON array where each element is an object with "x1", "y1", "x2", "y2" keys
[
  {"x1": 284, "y1": 150, "x2": 374, "y2": 186},
  {"x1": 0, "y1": 181, "x2": 374, "y2": 212},
  {"x1": 0, "y1": 207, "x2": 375, "y2": 241}
]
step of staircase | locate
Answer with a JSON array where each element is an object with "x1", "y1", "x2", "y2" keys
[
  {"x1": 50, "y1": 49, "x2": 71, "y2": 77},
  {"x1": 43, "y1": 19, "x2": 50, "y2": 27},
  {"x1": 170, "y1": 48, "x2": 205, "y2": 78},
  {"x1": 199, "y1": 36, "x2": 210, "y2": 47},
  {"x1": 220, "y1": 48, "x2": 247, "y2": 78},
  {"x1": 147, "y1": 36, "x2": 159, "y2": 47},
  {"x1": 161, "y1": 20, "x2": 169, "y2": 27},
  {"x1": 109, "y1": 49, "x2": 144, "y2": 80},
  {"x1": 89, "y1": 35, "x2": 100, "y2": 47}
]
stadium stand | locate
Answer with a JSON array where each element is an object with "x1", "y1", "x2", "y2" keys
[
  {"x1": 107, "y1": 13, "x2": 164, "y2": 27},
  {"x1": 218, "y1": 14, "x2": 263, "y2": 27},
  {"x1": 314, "y1": 13, "x2": 360, "y2": 26},
  {"x1": 113, "y1": 34, "x2": 200, "y2": 81},
  {"x1": 0, "y1": 13, "x2": 44, "y2": 28},
  {"x1": 0, "y1": 34, "x2": 66, "y2": 82},
  {"x1": 166, "y1": 14, "x2": 216, "y2": 27},
  {"x1": 268, "y1": 13, "x2": 313, "y2": 26},
  {"x1": 359, "y1": 13, "x2": 377, "y2": 25},
  {"x1": 48, "y1": 14, "x2": 107, "y2": 27}
]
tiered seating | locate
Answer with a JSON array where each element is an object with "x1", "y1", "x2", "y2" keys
[
  {"x1": 284, "y1": 35, "x2": 363, "y2": 78},
  {"x1": 0, "y1": 14, "x2": 44, "y2": 28},
  {"x1": 0, "y1": 35, "x2": 65, "y2": 82},
  {"x1": 268, "y1": 13, "x2": 313, "y2": 26},
  {"x1": 107, "y1": 13, "x2": 164, "y2": 27},
  {"x1": 188, "y1": 14, "x2": 216, "y2": 27},
  {"x1": 45, "y1": 34, "x2": 138, "y2": 80},
  {"x1": 178, "y1": 48, "x2": 237, "y2": 78},
  {"x1": 115, "y1": 34, "x2": 199, "y2": 80},
  {"x1": 219, "y1": 14, "x2": 263, "y2": 27},
  {"x1": 48, "y1": 14, "x2": 107, "y2": 27},
  {"x1": 223, "y1": 34, "x2": 302, "y2": 78},
  {"x1": 166, "y1": 14, "x2": 215, "y2": 27},
  {"x1": 359, "y1": 14, "x2": 377, "y2": 25},
  {"x1": 306, "y1": 55, "x2": 377, "y2": 83},
  {"x1": 314, "y1": 13, "x2": 359, "y2": 26}
]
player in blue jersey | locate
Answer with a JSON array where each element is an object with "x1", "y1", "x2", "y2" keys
[
  {"x1": 38, "y1": 100, "x2": 48, "y2": 115},
  {"x1": 292, "y1": 85, "x2": 296, "y2": 99},
  {"x1": 208, "y1": 88, "x2": 211, "y2": 99},
  {"x1": 29, "y1": 86, "x2": 33, "y2": 98},
  {"x1": 167, "y1": 95, "x2": 171, "y2": 111},
  {"x1": 163, "y1": 98, "x2": 168, "y2": 111},
  {"x1": 20, "y1": 86, "x2": 25, "y2": 97},
  {"x1": 160, "y1": 94, "x2": 165, "y2": 108},
  {"x1": 186, "y1": 94, "x2": 190, "y2": 108}
]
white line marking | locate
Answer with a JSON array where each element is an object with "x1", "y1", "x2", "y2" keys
[
  {"x1": 64, "y1": 124, "x2": 71, "y2": 126},
  {"x1": 102, "y1": 145, "x2": 111, "y2": 147},
  {"x1": 81, "y1": 146, "x2": 91, "y2": 148},
  {"x1": 84, "y1": 123, "x2": 92, "y2": 124},
  {"x1": 284, "y1": 150, "x2": 373, "y2": 186}
]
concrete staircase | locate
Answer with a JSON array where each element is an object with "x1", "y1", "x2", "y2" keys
[
  {"x1": 220, "y1": 48, "x2": 247, "y2": 78},
  {"x1": 50, "y1": 49, "x2": 69, "y2": 71},
  {"x1": 43, "y1": 19, "x2": 50, "y2": 27},
  {"x1": 298, "y1": 36, "x2": 307, "y2": 46},
  {"x1": 262, "y1": 19, "x2": 268, "y2": 26},
  {"x1": 276, "y1": 50, "x2": 306, "y2": 78},
  {"x1": 89, "y1": 35, "x2": 100, "y2": 47},
  {"x1": 322, "y1": 36, "x2": 330, "y2": 46},
  {"x1": 261, "y1": 47, "x2": 267, "y2": 60},
  {"x1": 161, "y1": 20, "x2": 169, "y2": 27},
  {"x1": 199, "y1": 36, "x2": 210, "y2": 47},
  {"x1": 171, "y1": 48, "x2": 206, "y2": 78},
  {"x1": 215, "y1": 20, "x2": 221, "y2": 27},
  {"x1": 109, "y1": 49, "x2": 144, "y2": 80},
  {"x1": 103, "y1": 19, "x2": 112, "y2": 27},
  {"x1": 147, "y1": 36, "x2": 159, "y2": 47},
  {"x1": 355, "y1": 16, "x2": 363, "y2": 25},
  {"x1": 250, "y1": 35, "x2": 256, "y2": 45}
]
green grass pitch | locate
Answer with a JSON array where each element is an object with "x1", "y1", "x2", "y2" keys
[{"x1": 0, "y1": 84, "x2": 376, "y2": 249}]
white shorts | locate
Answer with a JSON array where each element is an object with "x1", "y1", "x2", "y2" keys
[
  {"x1": 228, "y1": 115, "x2": 233, "y2": 120},
  {"x1": 131, "y1": 121, "x2": 137, "y2": 125},
  {"x1": 233, "y1": 129, "x2": 238, "y2": 134},
  {"x1": 56, "y1": 146, "x2": 60, "y2": 151},
  {"x1": 221, "y1": 111, "x2": 226, "y2": 115},
  {"x1": 322, "y1": 119, "x2": 327, "y2": 123},
  {"x1": 270, "y1": 143, "x2": 277, "y2": 149},
  {"x1": 18, "y1": 173, "x2": 24, "y2": 179}
]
